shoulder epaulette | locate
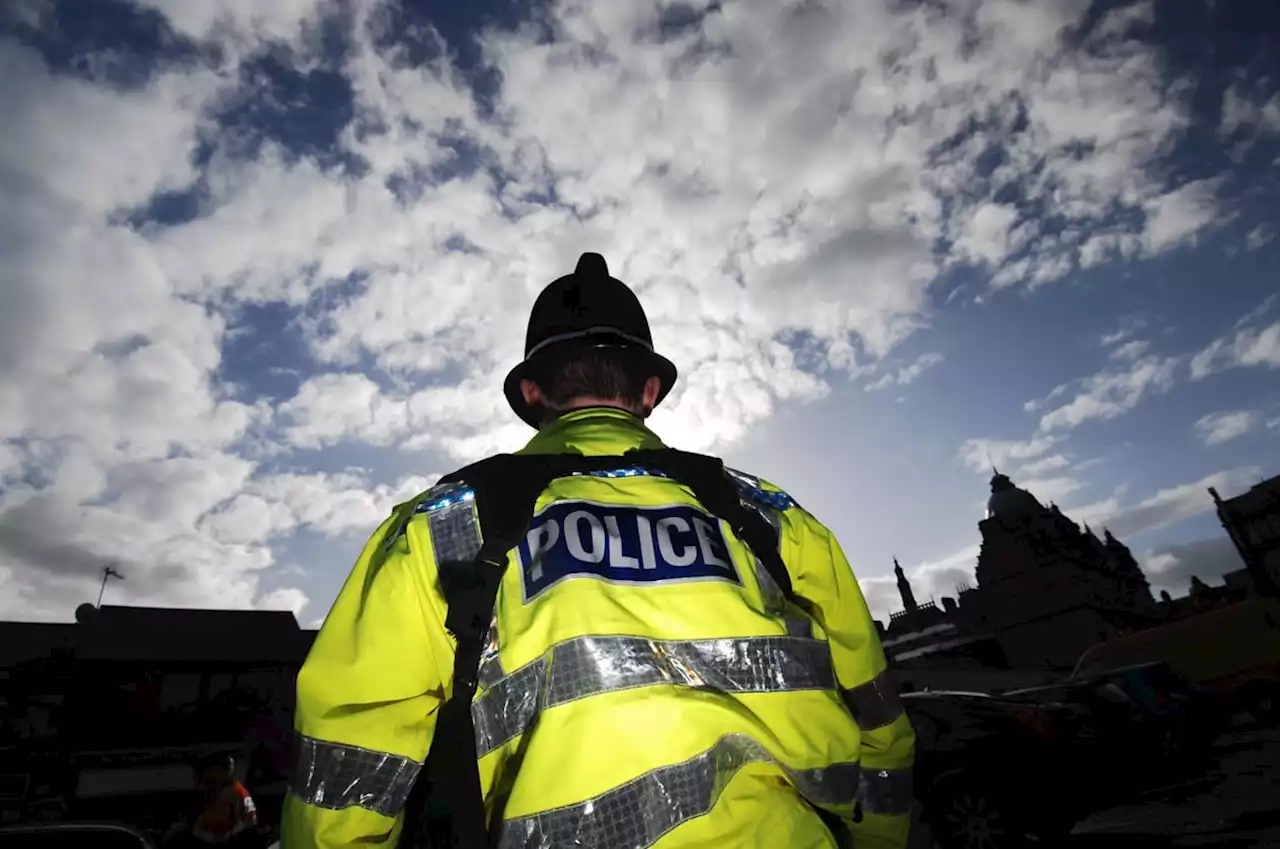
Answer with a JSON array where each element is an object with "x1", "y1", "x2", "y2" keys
[
  {"x1": 413, "y1": 481, "x2": 476, "y2": 515},
  {"x1": 382, "y1": 481, "x2": 476, "y2": 552},
  {"x1": 726, "y1": 467, "x2": 797, "y2": 511}
]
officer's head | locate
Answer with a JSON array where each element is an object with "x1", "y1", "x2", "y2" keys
[{"x1": 504, "y1": 253, "x2": 678, "y2": 428}]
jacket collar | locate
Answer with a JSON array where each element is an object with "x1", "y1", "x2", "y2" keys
[{"x1": 519, "y1": 407, "x2": 667, "y2": 456}]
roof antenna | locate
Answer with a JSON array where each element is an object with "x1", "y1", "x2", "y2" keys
[{"x1": 98, "y1": 564, "x2": 125, "y2": 607}]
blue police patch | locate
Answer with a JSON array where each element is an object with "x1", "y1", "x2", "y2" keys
[{"x1": 518, "y1": 500, "x2": 741, "y2": 601}]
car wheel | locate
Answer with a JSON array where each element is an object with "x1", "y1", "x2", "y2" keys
[{"x1": 927, "y1": 775, "x2": 1066, "y2": 849}]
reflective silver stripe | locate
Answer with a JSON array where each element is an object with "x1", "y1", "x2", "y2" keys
[
  {"x1": 842, "y1": 669, "x2": 904, "y2": 731},
  {"x1": 478, "y1": 611, "x2": 506, "y2": 689},
  {"x1": 498, "y1": 734, "x2": 858, "y2": 849},
  {"x1": 745, "y1": 503, "x2": 813, "y2": 639},
  {"x1": 473, "y1": 635, "x2": 835, "y2": 757},
  {"x1": 856, "y1": 765, "x2": 914, "y2": 816},
  {"x1": 289, "y1": 735, "x2": 420, "y2": 817},
  {"x1": 422, "y1": 482, "x2": 507, "y2": 685},
  {"x1": 424, "y1": 485, "x2": 482, "y2": 566},
  {"x1": 474, "y1": 653, "x2": 545, "y2": 757}
]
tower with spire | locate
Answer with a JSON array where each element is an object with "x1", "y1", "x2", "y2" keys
[
  {"x1": 970, "y1": 469, "x2": 1157, "y2": 667},
  {"x1": 881, "y1": 470, "x2": 1161, "y2": 671},
  {"x1": 894, "y1": 558, "x2": 918, "y2": 614}
]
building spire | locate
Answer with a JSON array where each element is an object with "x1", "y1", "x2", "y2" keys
[{"x1": 894, "y1": 557, "x2": 918, "y2": 614}]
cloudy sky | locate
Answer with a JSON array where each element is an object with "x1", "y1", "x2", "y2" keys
[{"x1": 1, "y1": 0, "x2": 1278, "y2": 627}]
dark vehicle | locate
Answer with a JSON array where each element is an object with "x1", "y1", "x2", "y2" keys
[
  {"x1": 0, "y1": 821, "x2": 158, "y2": 848},
  {"x1": 1073, "y1": 598, "x2": 1280, "y2": 723},
  {"x1": 1007, "y1": 661, "x2": 1225, "y2": 797},
  {"x1": 905, "y1": 690, "x2": 1092, "y2": 849}
]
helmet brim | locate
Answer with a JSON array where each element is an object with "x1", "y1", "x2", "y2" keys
[{"x1": 504, "y1": 346, "x2": 678, "y2": 428}]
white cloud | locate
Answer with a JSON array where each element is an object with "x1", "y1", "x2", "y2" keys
[
  {"x1": 953, "y1": 202, "x2": 1021, "y2": 268},
  {"x1": 1234, "y1": 293, "x2": 1278, "y2": 330},
  {"x1": 1079, "y1": 231, "x2": 1142, "y2": 269},
  {"x1": 1220, "y1": 84, "x2": 1280, "y2": 140},
  {"x1": 1194, "y1": 410, "x2": 1259, "y2": 446},
  {"x1": 1109, "y1": 339, "x2": 1150, "y2": 361},
  {"x1": 0, "y1": 0, "x2": 1251, "y2": 620},
  {"x1": 0, "y1": 442, "x2": 23, "y2": 483},
  {"x1": 134, "y1": 0, "x2": 330, "y2": 62},
  {"x1": 1020, "y1": 454, "x2": 1072, "y2": 475},
  {"x1": 259, "y1": 586, "x2": 311, "y2": 618},
  {"x1": 958, "y1": 434, "x2": 1059, "y2": 474},
  {"x1": 279, "y1": 373, "x2": 411, "y2": 450},
  {"x1": 865, "y1": 352, "x2": 944, "y2": 392},
  {"x1": 1141, "y1": 536, "x2": 1244, "y2": 599},
  {"x1": 1099, "y1": 315, "x2": 1148, "y2": 348},
  {"x1": 1019, "y1": 475, "x2": 1084, "y2": 505},
  {"x1": 1141, "y1": 178, "x2": 1222, "y2": 255},
  {"x1": 0, "y1": 45, "x2": 218, "y2": 217},
  {"x1": 1022, "y1": 382, "x2": 1069, "y2": 413},
  {"x1": 0, "y1": 456, "x2": 282, "y2": 622},
  {"x1": 1065, "y1": 466, "x2": 1258, "y2": 540},
  {"x1": 205, "y1": 469, "x2": 439, "y2": 545},
  {"x1": 1, "y1": 0, "x2": 53, "y2": 30},
  {"x1": 249, "y1": 470, "x2": 436, "y2": 537},
  {"x1": 1191, "y1": 321, "x2": 1280, "y2": 379},
  {"x1": 1246, "y1": 224, "x2": 1276, "y2": 251},
  {"x1": 1038, "y1": 355, "x2": 1180, "y2": 431},
  {"x1": 161, "y1": 0, "x2": 1220, "y2": 456},
  {"x1": 0, "y1": 40, "x2": 319, "y2": 621}
]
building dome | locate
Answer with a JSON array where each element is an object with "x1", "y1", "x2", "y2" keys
[{"x1": 986, "y1": 472, "x2": 1045, "y2": 522}]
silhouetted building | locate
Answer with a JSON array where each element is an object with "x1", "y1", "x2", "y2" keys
[
  {"x1": 0, "y1": 605, "x2": 317, "y2": 827},
  {"x1": 884, "y1": 471, "x2": 1159, "y2": 671},
  {"x1": 1157, "y1": 570, "x2": 1253, "y2": 621},
  {"x1": 1211, "y1": 474, "x2": 1280, "y2": 597},
  {"x1": 1148, "y1": 476, "x2": 1280, "y2": 622}
]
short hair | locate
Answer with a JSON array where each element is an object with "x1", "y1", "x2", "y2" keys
[{"x1": 531, "y1": 346, "x2": 651, "y2": 410}]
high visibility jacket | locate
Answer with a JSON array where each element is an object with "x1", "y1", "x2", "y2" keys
[{"x1": 283, "y1": 408, "x2": 915, "y2": 849}]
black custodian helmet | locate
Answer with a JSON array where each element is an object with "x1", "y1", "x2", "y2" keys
[{"x1": 504, "y1": 253, "x2": 678, "y2": 427}]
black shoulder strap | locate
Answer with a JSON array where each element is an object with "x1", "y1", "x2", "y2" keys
[
  {"x1": 408, "y1": 455, "x2": 563, "y2": 849},
  {"x1": 625, "y1": 448, "x2": 797, "y2": 600},
  {"x1": 402, "y1": 449, "x2": 801, "y2": 848}
]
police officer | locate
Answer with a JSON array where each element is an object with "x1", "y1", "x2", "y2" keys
[{"x1": 282, "y1": 254, "x2": 915, "y2": 848}]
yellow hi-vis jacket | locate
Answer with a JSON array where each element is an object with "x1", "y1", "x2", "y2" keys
[{"x1": 283, "y1": 408, "x2": 915, "y2": 849}]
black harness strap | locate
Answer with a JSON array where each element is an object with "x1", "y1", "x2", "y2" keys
[
  {"x1": 629, "y1": 449, "x2": 796, "y2": 601},
  {"x1": 402, "y1": 449, "x2": 802, "y2": 848}
]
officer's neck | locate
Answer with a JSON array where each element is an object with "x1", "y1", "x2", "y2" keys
[{"x1": 547, "y1": 399, "x2": 644, "y2": 424}]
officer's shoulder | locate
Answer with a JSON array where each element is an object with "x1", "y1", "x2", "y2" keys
[
  {"x1": 724, "y1": 466, "x2": 801, "y2": 512},
  {"x1": 408, "y1": 478, "x2": 475, "y2": 515},
  {"x1": 381, "y1": 479, "x2": 475, "y2": 551}
]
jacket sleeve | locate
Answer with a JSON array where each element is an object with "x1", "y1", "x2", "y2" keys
[
  {"x1": 281, "y1": 502, "x2": 455, "y2": 848},
  {"x1": 790, "y1": 512, "x2": 916, "y2": 849}
]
